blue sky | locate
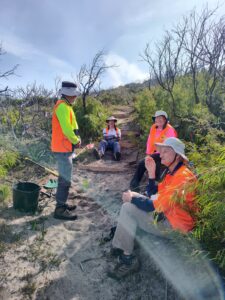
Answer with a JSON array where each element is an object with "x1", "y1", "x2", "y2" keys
[{"x1": 0, "y1": 0, "x2": 223, "y2": 91}]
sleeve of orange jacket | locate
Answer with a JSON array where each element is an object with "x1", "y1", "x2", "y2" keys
[
  {"x1": 153, "y1": 173, "x2": 195, "y2": 213},
  {"x1": 146, "y1": 126, "x2": 153, "y2": 155},
  {"x1": 55, "y1": 103, "x2": 80, "y2": 145}
]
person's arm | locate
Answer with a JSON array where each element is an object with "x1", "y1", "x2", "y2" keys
[
  {"x1": 56, "y1": 104, "x2": 80, "y2": 145},
  {"x1": 166, "y1": 126, "x2": 177, "y2": 138},
  {"x1": 117, "y1": 128, "x2": 121, "y2": 140},
  {"x1": 146, "y1": 178, "x2": 158, "y2": 196},
  {"x1": 122, "y1": 190, "x2": 155, "y2": 212},
  {"x1": 131, "y1": 195, "x2": 155, "y2": 212},
  {"x1": 146, "y1": 127, "x2": 153, "y2": 155},
  {"x1": 103, "y1": 128, "x2": 107, "y2": 138}
]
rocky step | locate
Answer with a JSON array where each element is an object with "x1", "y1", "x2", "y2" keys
[{"x1": 79, "y1": 161, "x2": 131, "y2": 173}]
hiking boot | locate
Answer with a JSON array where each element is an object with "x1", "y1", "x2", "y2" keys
[
  {"x1": 105, "y1": 247, "x2": 124, "y2": 259},
  {"x1": 93, "y1": 148, "x2": 103, "y2": 160},
  {"x1": 66, "y1": 204, "x2": 77, "y2": 211},
  {"x1": 114, "y1": 152, "x2": 121, "y2": 161},
  {"x1": 109, "y1": 247, "x2": 123, "y2": 258},
  {"x1": 54, "y1": 207, "x2": 77, "y2": 220},
  {"x1": 107, "y1": 255, "x2": 140, "y2": 280}
]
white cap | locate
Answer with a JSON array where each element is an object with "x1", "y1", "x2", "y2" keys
[
  {"x1": 153, "y1": 110, "x2": 168, "y2": 119},
  {"x1": 155, "y1": 137, "x2": 188, "y2": 161}
]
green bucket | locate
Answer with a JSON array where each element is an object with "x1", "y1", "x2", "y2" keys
[{"x1": 13, "y1": 182, "x2": 40, "y2": 213}]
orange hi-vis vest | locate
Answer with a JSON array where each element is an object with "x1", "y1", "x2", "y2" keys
[
  {"x1": 147, "y1": 124, "x2": 177, "y2": 154},
  {"x1": 153, "y1": 165, "x2": 197, "y2": 232},
  {"x1": 51, "y1": 100, "x2": 76, "y2": 152},
  {"x1": 105, "y1": 127, "x2": 119, "y2": 137}
]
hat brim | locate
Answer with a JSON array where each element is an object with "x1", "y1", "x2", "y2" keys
[
  {"x1": 59, "y1": 87, "x2": 80, "y2": 97},
  {"x1": 152, "y1": 115, "x2": 167, "y2": 121},
  {"x1": 106, "y1": 119, "x2": 117, "y2": 122},
  {"x1": 155, "y1": 143, "x2": 189, "y2": 161}
]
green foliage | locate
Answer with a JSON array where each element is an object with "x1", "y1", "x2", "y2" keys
[
  {"x1": 98, "y1": 86, "x2": 134, "y2": 105},
  {"x1": 74, "y1": 97, "x2": 107, "y2": 141},
  {"x1": 0, "y1": 185, "x2": 10, "y2": 205},
  {"x1": 134, "y1": 89, "x2": 156, "y2": 132},
  {"x1": 183, "y1": 137, "x2": 225, "y2": 272},
  {"x1": 0, "y1": 149, "x2": 18, "y2": 179}
]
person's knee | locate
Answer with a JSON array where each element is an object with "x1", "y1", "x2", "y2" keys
[{"x1": 121, "y1": 202, "x2": 136, "y2": 214}]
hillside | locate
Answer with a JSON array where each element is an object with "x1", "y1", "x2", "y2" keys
[{"x1": 0, "y1": 105, "x2": 224, "y2": 300}]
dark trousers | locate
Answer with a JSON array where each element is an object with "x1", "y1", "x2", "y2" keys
[{"x1": 130, "y1": 153, "x2": 166, "y2": 192}]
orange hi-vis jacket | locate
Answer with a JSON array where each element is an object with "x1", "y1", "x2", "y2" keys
[
  {"x1": 146, "y1": 123, "x2": 177, "y2": 154},
  {"x1": 51, "y1": 99, "x2": 80, "y2": 153},
  {"x1": 105, "y1": 127, "x2": 120, "y2": 137},
  {"x1": 153, "y1": 165, "x2": 197, "y2": 232}
]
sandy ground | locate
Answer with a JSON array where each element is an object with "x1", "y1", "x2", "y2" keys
[{"x1": 0, "y1": 106, "x2": 224, "y2": 300}]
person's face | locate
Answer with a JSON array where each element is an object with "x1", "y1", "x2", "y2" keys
[
  {"x1": 155, "y1": 116, "x2": 166, "y2": 128},
  {"x1": 67, "y1": 95, "x2": 77, "y2": 103},
  {"x1": 108, "y1": 120, "x2": 115, "y2": 127},
  {"x1": 159, "y1": 146, "x2": 176, "y2": 166}
]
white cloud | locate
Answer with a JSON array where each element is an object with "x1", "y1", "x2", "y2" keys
[
  {"x1": 1, "y1": 32, "x2": 72, "y2": 71},
  {"x1": 104, "y1": 53, "x2": 148, "y2": 87},
  {"x1": 1, "y1": 33, "x2": 41, "y2": 59}
]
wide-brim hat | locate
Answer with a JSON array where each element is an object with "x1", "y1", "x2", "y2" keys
[
  {"x1": 59, "y1": 81, "x2": 80, "y2": 97},
  {"x1": 106, "y1": 116, "x2": 117, "y2": 123},
  {"x1": 155, "y1": 137, "x2": 189, "y2": 161},
  {"x1": 152, "y1": 110, "x2": 168, "y2": 121}
]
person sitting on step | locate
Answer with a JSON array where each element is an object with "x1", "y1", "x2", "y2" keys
[
  {"x1": 107, "y1": 137, "x2": 197, "y2": 280},
  {"x1": 94, "y1": 116, "x2": 121, "y2": 161},
  {"x1": 130, "y1": 110, "x2": 177, "y2": 192}
]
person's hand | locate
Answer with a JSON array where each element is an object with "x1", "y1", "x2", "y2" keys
[
  {"x1": 145, "y1": 156, "x2": 156, "y2": 179},
  {"x1": 74, "y1": 140, "x2": 81, "y2": 148},
  {"x1": 122, "y1": 190, "x2": 133, "y2": 203}
]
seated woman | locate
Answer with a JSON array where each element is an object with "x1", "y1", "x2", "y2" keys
[
  {"x1": 130, "y1": 110, "x2": 177, "y2": 191},
  {"x1": 107, "y1": 137, "x2": 197, "y2": 280},
  {"x1": 94, "y1": 116, "x2": 121, "y2": 161}
]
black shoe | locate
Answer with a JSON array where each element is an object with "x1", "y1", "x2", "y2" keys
[
  {"x1": 66, "y1": 204, "x2": 77, "y2": 211},
  {"x1": 54, "y1": 207, "x2": 77, "y2": 220},
  {"x1": 107, "y1": 255, "x2": 140, "y2": 280},
  {"x1": 93, "y1": 148, "x2": 103, "y2": 160},
  {"x1": 115, "y1": 152, "x2": 121, "y2": 161},
  {"x1": 110, "y1": 247, "x2": 123, "y2": 257},
  {"x1": 105, "y1": 248, "x2": 123, "y2": 260}
]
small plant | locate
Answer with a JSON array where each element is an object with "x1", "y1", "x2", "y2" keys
[
  {"x1": 0, "y1": 185, "x2": 10, "y2": 206},
  {"x1": 21, "y1": 281, "x2": 36, "y2": 299}
]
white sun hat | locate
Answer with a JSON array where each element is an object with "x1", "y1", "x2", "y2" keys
[
  {"x1": 59, "y1": 81, "x2": 80, "y2": 97},
  {"x1": 152, "y1": 110, "x2": 168, "y2": 120},
  {"x1": 155, "y1": 137, "x2": 189, "y2": 161}
]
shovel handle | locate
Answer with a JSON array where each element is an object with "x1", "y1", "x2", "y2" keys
[{"x1": 24, "y1": 157, "x2": 59, "y2": 177}]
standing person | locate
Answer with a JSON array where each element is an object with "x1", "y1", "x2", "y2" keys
[
  {"x1": 51, "y1": 81, "x2": 81, "y2": 220},
  {"x1": 107, "y1": 137, "x2": 197, "y2": 280},
  {"x1": 94, "y1": 116, "x2": 121, "y2": 161},
  {"x1": 130, "y1": 110, "x2": 177, "y2": 191}
]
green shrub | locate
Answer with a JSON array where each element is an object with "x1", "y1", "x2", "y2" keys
[
  {"x1": 185, "y1": 137, "x2": 225, "y2": 273},
  {"x1": 74, "y1": 97, "x2": 107, "y2": 141},
  {"x1": 0, "y1": 149, "x2": 19, "y2": 179},
  {"x1": 0, "y1": 185, "x2": 10, "y2": 206}
]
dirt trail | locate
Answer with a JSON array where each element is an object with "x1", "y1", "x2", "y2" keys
[{"x1": 0, "y1": 106, "x2": 182, "y2": 300}]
